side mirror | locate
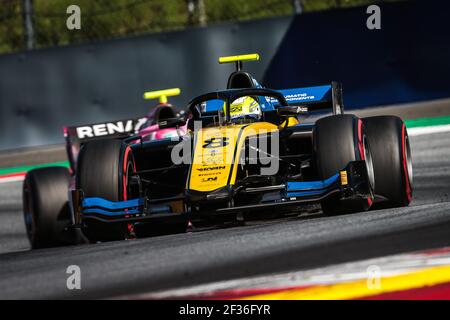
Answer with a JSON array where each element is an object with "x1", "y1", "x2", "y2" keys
[
  {"x1": 277, "y1": 105, "x2": 308, "y2": 117},
  {"x1": 158, "y1": 117, "x2": 186, "y2": 129}
]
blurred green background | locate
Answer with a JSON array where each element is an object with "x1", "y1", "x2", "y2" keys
[{"x1": 1, "y1": 0, "x2": 402, "y2": 54}]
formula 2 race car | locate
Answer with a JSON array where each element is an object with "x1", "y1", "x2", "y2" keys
[
  {"x1": 64, "y1": 88, "x2": 187, "y2": 173},
  {"x1": 23, "y1": 88, "x2": 187, "y2": 248},
  {"x1": 22, "y1": 54, "x2": 413, "y2": 248}
]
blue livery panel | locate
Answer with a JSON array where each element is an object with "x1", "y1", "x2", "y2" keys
[
  {"x1": 273, "y1": 85, "x2": 332, "y2": 106},
  {"x1": 203, "y1": 85, "x2": 332, "y2": 112}
]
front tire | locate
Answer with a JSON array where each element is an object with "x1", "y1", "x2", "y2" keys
[
  {"x1": 76, "y1": 139, "x2": 135, "y2": 242},
  {"x1": 23, "y1": 167, "x2": 72, "y2": 248},
  {"x1": 313, "y1": 114, "x2": 374, "y2": 215}
]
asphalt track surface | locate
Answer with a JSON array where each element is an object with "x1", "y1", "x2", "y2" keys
[{"x1": 0, "y1": 131, "x2": 450, "y2": 299}]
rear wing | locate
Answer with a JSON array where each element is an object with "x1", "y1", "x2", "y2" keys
[
  {"x1": 201, "y1": 82, "x2": 344, "y2": 115},
  {"x1": 64, "y1": 117, "x2": 147, "y2": 172},
  {"x1": 273, "y1": 82, "x2": 344, "y2": 115}
]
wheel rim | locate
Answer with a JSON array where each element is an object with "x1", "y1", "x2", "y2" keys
[
  {"x1": 124, "y1": 156, "x2": 138, "y2": 237},
  {"x1": 23, "y1": 182, "x2": 35, "y2": 244},
  {"x1": 122, "y1": 146, "x2": 135, "y2": 201},
  {"x1": 363, "y1": 135, "x2": 375, "y2": 191},
  {"x1": 405, "y1": 135, "x2": 413, "y2": 188},
  {"x1": 125, "y1": 161, "x2": 135, "y2": 198}
]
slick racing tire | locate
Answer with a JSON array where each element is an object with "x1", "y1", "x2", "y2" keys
[
  {"x1": 363, "y1": 116, "x2": 413, "y2": 208},
  {"x1": 313, "y1": 114, "x2": 375, "y2": 215},
  {"x1": 76, "y1": 139, "x2": 135, "y2": 243},
  {"x1": 23, "y1": 167, "x2": 72, "y2": 249}
]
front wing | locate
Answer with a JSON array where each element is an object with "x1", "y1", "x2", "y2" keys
[{"x1": 72, "y1": 161, "x2": 371, "y2": 224}]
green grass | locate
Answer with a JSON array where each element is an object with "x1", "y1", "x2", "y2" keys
[
  {"x1": 0, "y1": 161, "x2": 69, "y2": 176},
  {"x1": 0, "y1": 0, "x2": 404, "y2": 54},
  {"x1": 404, "y1": 115, "x2": 450, "y2": 128}
]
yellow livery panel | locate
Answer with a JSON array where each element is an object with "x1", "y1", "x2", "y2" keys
[{"x1": 188, "y1": 122, "x2": 278, "y2": 192}]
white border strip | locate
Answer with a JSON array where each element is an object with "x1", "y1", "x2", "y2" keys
[
  {"x1": 408, "y1": 124, "x2": 450, "y2": 136},
  {"x1": 0, "y1": 174, "x2": 25, "y2": 184}
]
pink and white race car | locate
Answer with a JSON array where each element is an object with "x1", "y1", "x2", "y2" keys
[{"x1": 64, "y1": 88, "x2": 187, "y2": 174}]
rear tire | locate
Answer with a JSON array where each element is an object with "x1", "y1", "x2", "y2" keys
[
  {"x1": 23, "y1": 167, "x2": 71, "y2": 248},
  {"x1": 313, "y1": 114, "x2": 374, "y2": 215},
  {"x1": 76, "y1": 139, "x2": 134, "y2": 242},
  {"x1": 363, "y1": 116, "x2": 413, "y2": 207}
]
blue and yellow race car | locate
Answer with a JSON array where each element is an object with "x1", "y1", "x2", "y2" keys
[{"x1": 22, "y1": 54, "x2": 413, "y2": 247}]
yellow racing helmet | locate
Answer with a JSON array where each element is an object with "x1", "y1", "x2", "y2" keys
[{"x1": 225, "y1": 96, "x2": 262, "y2": 121}]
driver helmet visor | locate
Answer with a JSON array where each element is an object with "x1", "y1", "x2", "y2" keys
[{"x1": 225, "y1": 96, "x2": 261, "y2": 120}]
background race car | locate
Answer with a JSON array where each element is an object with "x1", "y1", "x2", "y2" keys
[
  {"x1": 22, "y1": 88, "x2": 188, "y2": 247},
  {"x1": 64, "y1": 88, "x2": 187, "y2": 173}
]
